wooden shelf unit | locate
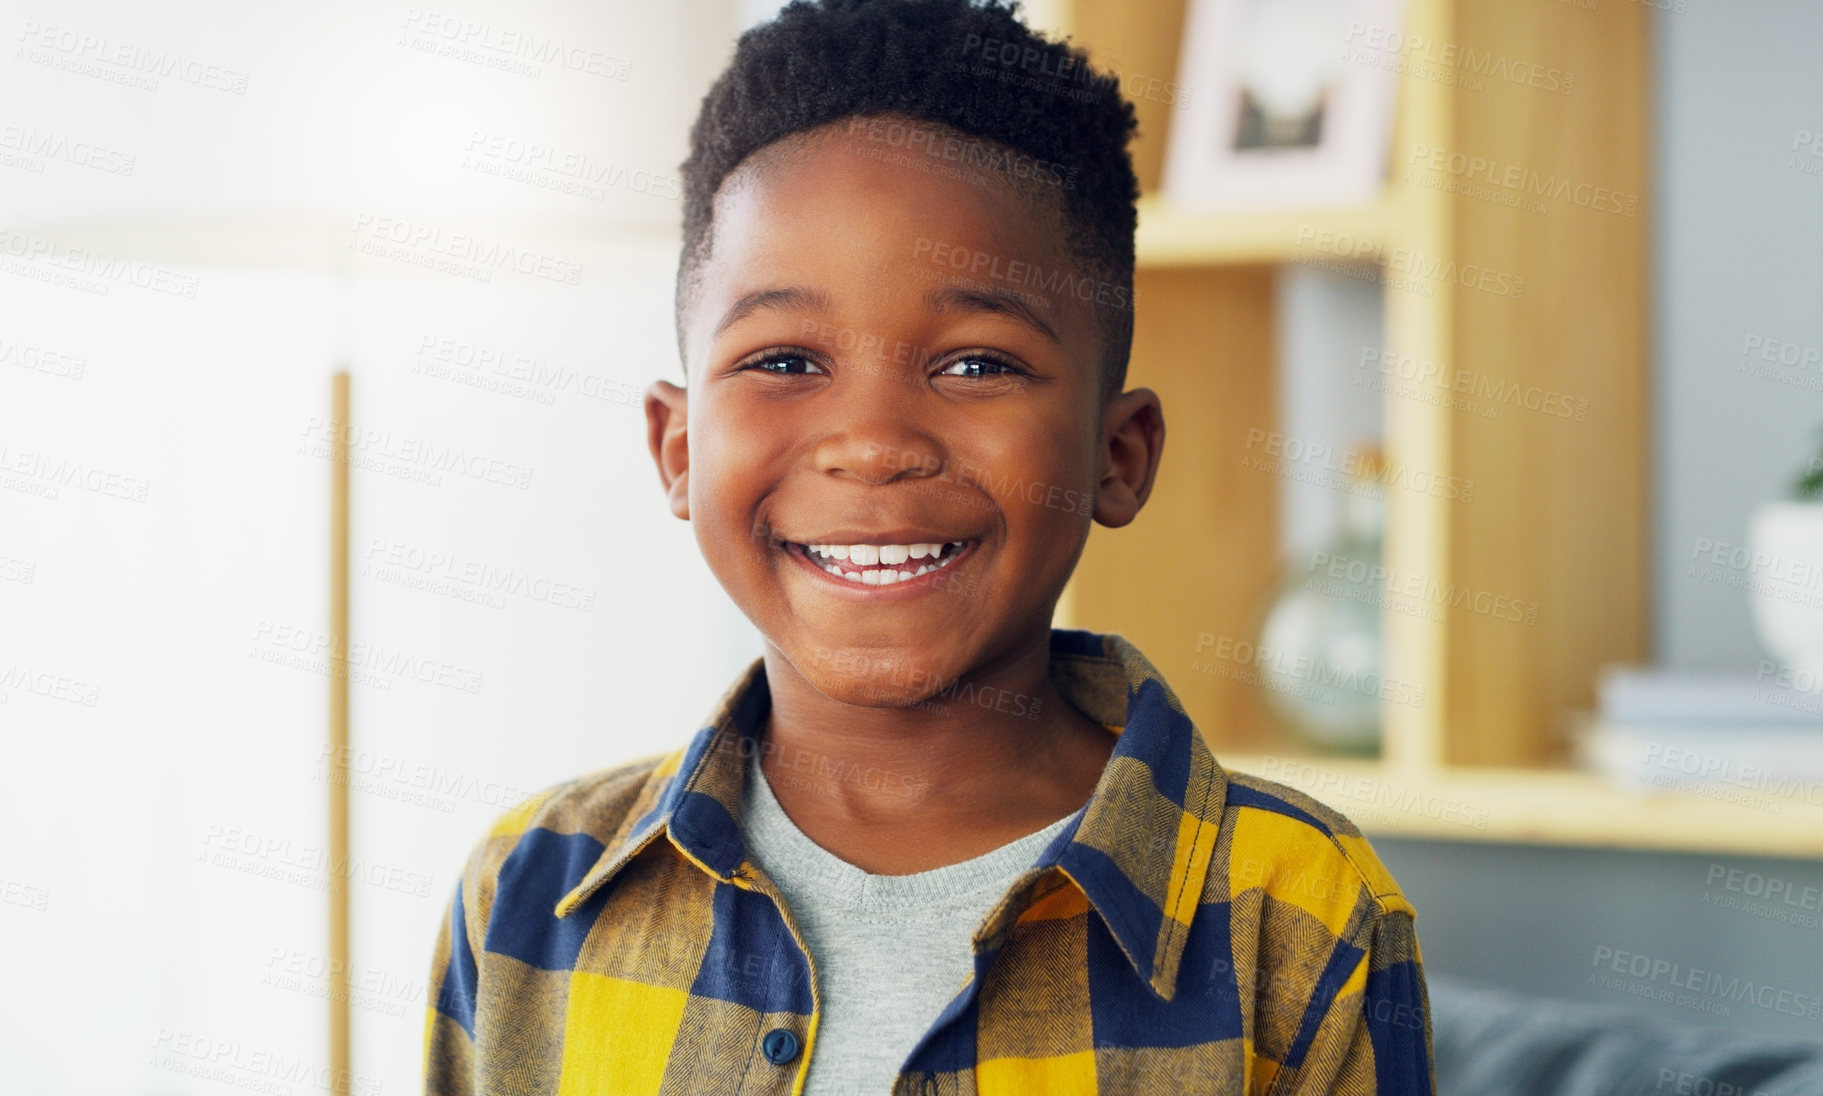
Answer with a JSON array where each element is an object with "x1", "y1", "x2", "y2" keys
[
  {"x1": 1213, "y1": 754, "x2": 1823, "y2": 860},
  {"x1": 1041, "y1": 1, "x2": 1723, "y2": 853},
  {"x1": 1134, "y1": 193, "x2": 1406, "y2": 268}
]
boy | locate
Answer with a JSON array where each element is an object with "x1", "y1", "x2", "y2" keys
[{"x1": 425, "y1": 0, "x2": 1435, "y2": 1092}]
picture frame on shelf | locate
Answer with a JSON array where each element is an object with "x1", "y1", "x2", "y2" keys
[{"x1": 1162, "y1": 0, "x2": 1402, "y2": 212}]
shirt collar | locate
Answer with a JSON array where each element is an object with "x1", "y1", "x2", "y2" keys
[{"x1": 554, "y1": 627, "x2": 1228, "y2": 1002}]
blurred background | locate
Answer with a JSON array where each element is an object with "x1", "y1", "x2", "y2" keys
[{"x1": 2, "y1": 0, "x2": 1821, "y2": 1093}]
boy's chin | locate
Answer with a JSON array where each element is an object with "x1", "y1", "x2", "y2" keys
[{"x1": 780, "y1": 646, "x2": 959, "y2": 708}]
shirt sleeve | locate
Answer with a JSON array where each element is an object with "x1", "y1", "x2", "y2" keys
[
  {"x1": 1267, "y1": 906, "x2": 1437, "y2": 1096},
  {"x1": 423, "y1": 844, "x2": 489, "y2": 1095}
]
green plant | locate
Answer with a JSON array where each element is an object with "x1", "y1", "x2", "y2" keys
[{"x1": 1796, "y1": 426, "x2": 1823, "y2": 501}]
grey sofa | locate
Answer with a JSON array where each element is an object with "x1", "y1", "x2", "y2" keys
[{"x1": 1430, "y1": 973, "x2": 1823, "y2": 1095}]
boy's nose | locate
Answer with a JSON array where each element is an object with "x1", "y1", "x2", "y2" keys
[{"x1": 813, "y1": 426, "x2": 945, "y2": 486}]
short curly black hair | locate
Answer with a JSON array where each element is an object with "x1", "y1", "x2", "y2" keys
[{"x1": 676, "y1": 0, "x2": 1141, "y2": 405}]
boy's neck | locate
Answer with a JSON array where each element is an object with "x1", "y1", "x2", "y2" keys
[{"x1": 752, "y1": 628, "x2": 1115, "y2": 875}]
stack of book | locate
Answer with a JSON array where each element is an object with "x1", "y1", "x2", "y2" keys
[{"x1": 1572, "y1": 667, "x2": 1823, "y2": 812}]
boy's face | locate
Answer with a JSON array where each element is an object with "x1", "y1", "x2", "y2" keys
[{"x1": 648, "y1": 118, "x2": 1159, "y2": 709}]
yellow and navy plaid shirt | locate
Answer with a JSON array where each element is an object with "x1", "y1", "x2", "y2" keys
[{"x1": 425, "y1": 628, "x2": 1435, "y2": 1095}]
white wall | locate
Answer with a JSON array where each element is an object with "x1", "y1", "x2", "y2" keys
[
  {"x1": 0, "y1": 1, "x2": 748, "y2": 1093},
  {"x1": 2, "y1": 0, "x2": 718, "y2": 226},
  {"x1": 1, "y1": 263, "x2": 338, "y2": 1095}
]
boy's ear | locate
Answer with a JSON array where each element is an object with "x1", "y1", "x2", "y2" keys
[
  {"x1": 1093, "y1": 387, "x2": 1164, "y2": 529},
  {"x1": 645, "y1": 380, "x2": 690, "y2": 520}
]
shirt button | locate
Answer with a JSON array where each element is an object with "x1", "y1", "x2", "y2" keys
[{"x1": 761, "y1": 1028, "x2": 800, "y2": 1065}]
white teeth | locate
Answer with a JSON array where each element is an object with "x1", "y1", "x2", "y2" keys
[
  {"x1": 805, "y1": 541, "x2": 961, "y2": 561},
  {"x1": 799, "y1": 540, "x2": 968, "y2": 585}
]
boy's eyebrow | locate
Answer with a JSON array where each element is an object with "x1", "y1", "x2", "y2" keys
[
  {"x1": 713, "y1": 286, "x2": 833, "y2": 338},
  {"x1": 924, "y1": 285, "x2": 1061, "y2": 346}
]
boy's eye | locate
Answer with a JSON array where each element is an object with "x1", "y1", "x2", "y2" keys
[
  {"x1": 742, "y1": 352, "x2": 825, "y2": 375},
  {"x1": 938, "y1": 355, "x2": 1024, "y2": 379}
]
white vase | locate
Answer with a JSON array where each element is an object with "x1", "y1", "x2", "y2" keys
[{"x1": 1748, "y1": 500, "x2": 1823, "y2": 683}]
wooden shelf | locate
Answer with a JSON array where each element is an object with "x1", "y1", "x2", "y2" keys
[
  {"x1": 1135, "y1": 192, "x2": 1408, "y2": 269},
  {"x1": 1216, "y1": 754, "x2": 1823, "y2": 861},
  {"x1": 1061, "y1": 0, "x2": 1654, "y2": 842}
]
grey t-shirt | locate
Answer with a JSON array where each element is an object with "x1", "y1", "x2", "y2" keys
[{"x1": 737, "y1": 751, "x2": 1079, "y2": 1096}]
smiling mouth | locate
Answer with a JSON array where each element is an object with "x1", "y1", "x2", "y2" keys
[{"x1": 785, "y1": 539, "x2": 971, "y2": 586}]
